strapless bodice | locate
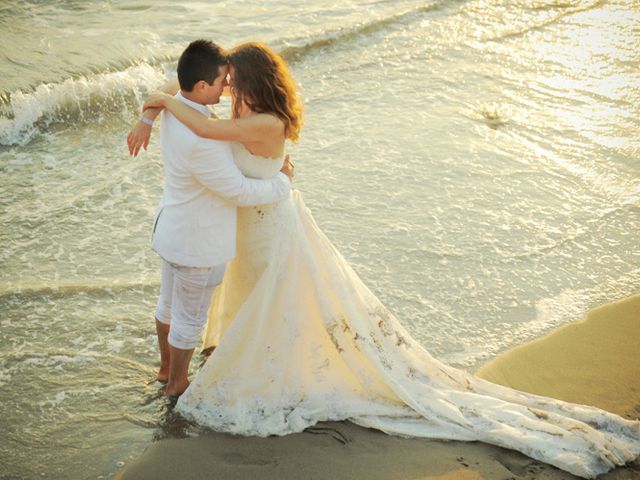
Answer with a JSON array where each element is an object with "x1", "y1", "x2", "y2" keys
[{"x1": 232, "y1": 142, "x2": 284, "y2": 179}]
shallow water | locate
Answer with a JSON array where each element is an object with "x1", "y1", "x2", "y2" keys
[{"x1": 1, "y1": 0, "x2": 639, "y2": 477}]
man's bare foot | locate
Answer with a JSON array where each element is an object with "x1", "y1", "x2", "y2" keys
[{"x1": 164, "y1": 379, "x2": 190, "y2": 397}]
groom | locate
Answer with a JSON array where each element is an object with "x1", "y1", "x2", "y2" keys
[{"x1": 140, "y1": 40, "x2": 292, "y2": 397}]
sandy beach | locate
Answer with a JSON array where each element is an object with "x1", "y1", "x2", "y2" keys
[
  {"x1": 477, "y1": 294, "x2": 640, "y2": 422},
  {"x1": 117, "y1": 295, "x2": 640, "y2": 480}
]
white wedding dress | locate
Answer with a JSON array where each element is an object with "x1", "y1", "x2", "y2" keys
[{"x1": 175, "y1": 143, "x2": 640, "y2": 479}]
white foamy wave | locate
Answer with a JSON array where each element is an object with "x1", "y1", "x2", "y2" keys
[
  {"x1": 461, "y1": 269, "x2": 640, "y2": 370},
  {"x1": 0, "y1": 63, "x2": 168, "y2": 146},
  {"x1": 510, "y1": 270, "x2": 640, "y2": 350}
]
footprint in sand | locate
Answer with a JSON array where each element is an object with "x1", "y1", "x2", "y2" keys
[{"x1": 221, "y1": 452, "x2": 276, "y2": 467}]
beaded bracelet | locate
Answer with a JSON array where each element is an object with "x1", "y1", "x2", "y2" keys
[{"x1": 139, "y1": 116, "x2": 154, "y2": 126}]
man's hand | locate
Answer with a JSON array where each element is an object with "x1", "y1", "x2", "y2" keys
[
  {"x1": 281, "y1": 154, "x2": 294, "y2": 180},
  {"x1": 127, "y1": 120, "x2": 152, "y2": 157}
]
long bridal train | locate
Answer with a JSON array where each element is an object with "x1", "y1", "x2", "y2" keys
[{"x1": 176, "y1": 143, "x2": 640, "y2": 479}]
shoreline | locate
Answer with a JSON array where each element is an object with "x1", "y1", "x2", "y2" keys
[
  {"x1": 116, "y1": 295, "x2": 640, "y2": 479},
  {"x1": 477, "y1": 293, "x2": 640, "y2": 421}
]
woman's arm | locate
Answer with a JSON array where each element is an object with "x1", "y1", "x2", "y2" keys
[
  {"x1": 127, "y1": 79, "x2": 180, "y2": 157},
  {"x1": 139, "y1": 78, "x2": 180, "y2": 123},
  {"x1": 142, "y1": 92, "x2": 282, "y2": 143}
]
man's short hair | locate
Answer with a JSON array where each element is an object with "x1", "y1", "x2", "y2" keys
[{"x1": 177, "y1": 40, "x2": 228, "y2": 92}]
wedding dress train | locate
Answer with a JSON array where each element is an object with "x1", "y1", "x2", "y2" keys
[{"x1": 175, "y1": 143, "x2": 640, "y2": 479}]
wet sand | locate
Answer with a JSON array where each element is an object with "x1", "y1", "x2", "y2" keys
[
  {"x1": 478, "y1": 294, "x2": 640, "y2": 422},
  {"x1": 116, "y1": 295, "x2": 640, "y2": 479}
]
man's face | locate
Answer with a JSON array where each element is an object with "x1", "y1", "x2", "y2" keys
[{"x1": 202, "y1": 65, "x2": 229, "y2": 105}]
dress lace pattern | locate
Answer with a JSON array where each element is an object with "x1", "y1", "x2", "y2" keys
[{"x1": 176, "y1": 142, "x2": 640, "y2": 479}]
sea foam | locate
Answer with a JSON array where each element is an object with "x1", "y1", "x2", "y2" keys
[{"x1": 0, "y1": 63, "x2": 167, "y2": 146}]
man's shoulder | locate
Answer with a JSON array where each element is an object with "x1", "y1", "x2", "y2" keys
[{"x1": 162, "y1": 111, "x2": 198, "y2": 138}]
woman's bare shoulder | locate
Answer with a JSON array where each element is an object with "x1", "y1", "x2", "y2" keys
[{"x1": 250, "y1": 112, "x2": 285, "y2": 133}]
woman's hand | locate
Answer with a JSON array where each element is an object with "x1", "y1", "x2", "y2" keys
[
  {"x1": 127, "y1": 119, "x2": 152, "y2": 157},
  {"x1": 142, "y1": 92, "x2": 171, "y2": 111},
  {"x1": 281, "y1": 155, "x2": 294, "y2": 180}
]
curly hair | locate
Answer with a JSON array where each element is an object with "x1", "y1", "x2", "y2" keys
[{"x1": 229, "y1": 42, "x2": 303, "y2": 142}]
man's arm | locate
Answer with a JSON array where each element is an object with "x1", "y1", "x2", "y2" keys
[{"x1": 190, "y1": 140, "x2": 291, "y2": 207}]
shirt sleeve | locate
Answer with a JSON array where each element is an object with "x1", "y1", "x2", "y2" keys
[{"x1": 188, "y1": 138, "x2": 291, "y2": 206}]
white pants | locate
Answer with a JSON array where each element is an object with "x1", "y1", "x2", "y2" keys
[{"x1": 155, "y1": 260, "x2": 226, "y2": 350}]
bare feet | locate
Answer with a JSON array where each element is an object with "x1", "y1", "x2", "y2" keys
[{"x1": 164, "y1": 379, "x2": 190, "y2": 397}]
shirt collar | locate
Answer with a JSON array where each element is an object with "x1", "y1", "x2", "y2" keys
[{"x1": 176, "y1": 91, "x2": 212, "y2": 117}]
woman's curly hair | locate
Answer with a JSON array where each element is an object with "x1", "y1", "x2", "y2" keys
[{"x1": 229, "y1": 42, "x2": 303, "y2": 142}]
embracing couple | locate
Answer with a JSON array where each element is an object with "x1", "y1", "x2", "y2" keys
[
  {"x1": 128, "y1": 40, "x2": 298, "y2": 397},
  {"x1": 128, "y1": 40, "x2": 640, "y2": 479}
]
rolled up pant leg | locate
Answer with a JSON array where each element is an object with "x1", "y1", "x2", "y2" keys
[{"x1": 155, "y1": 260, "x2": 225, "y2": 350}]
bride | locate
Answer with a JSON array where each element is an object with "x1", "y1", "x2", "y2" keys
[{"x1": 136, "y1": 42, "x2": 639, "y2": 479}]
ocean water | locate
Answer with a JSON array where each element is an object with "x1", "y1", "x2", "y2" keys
[{"x1": 1, "y1": 0, "x2": 638, "y2": 477}]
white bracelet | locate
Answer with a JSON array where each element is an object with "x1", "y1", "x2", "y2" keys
[{"x1": 139, "y1": 116, "x2": 154, "y2": 126}]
